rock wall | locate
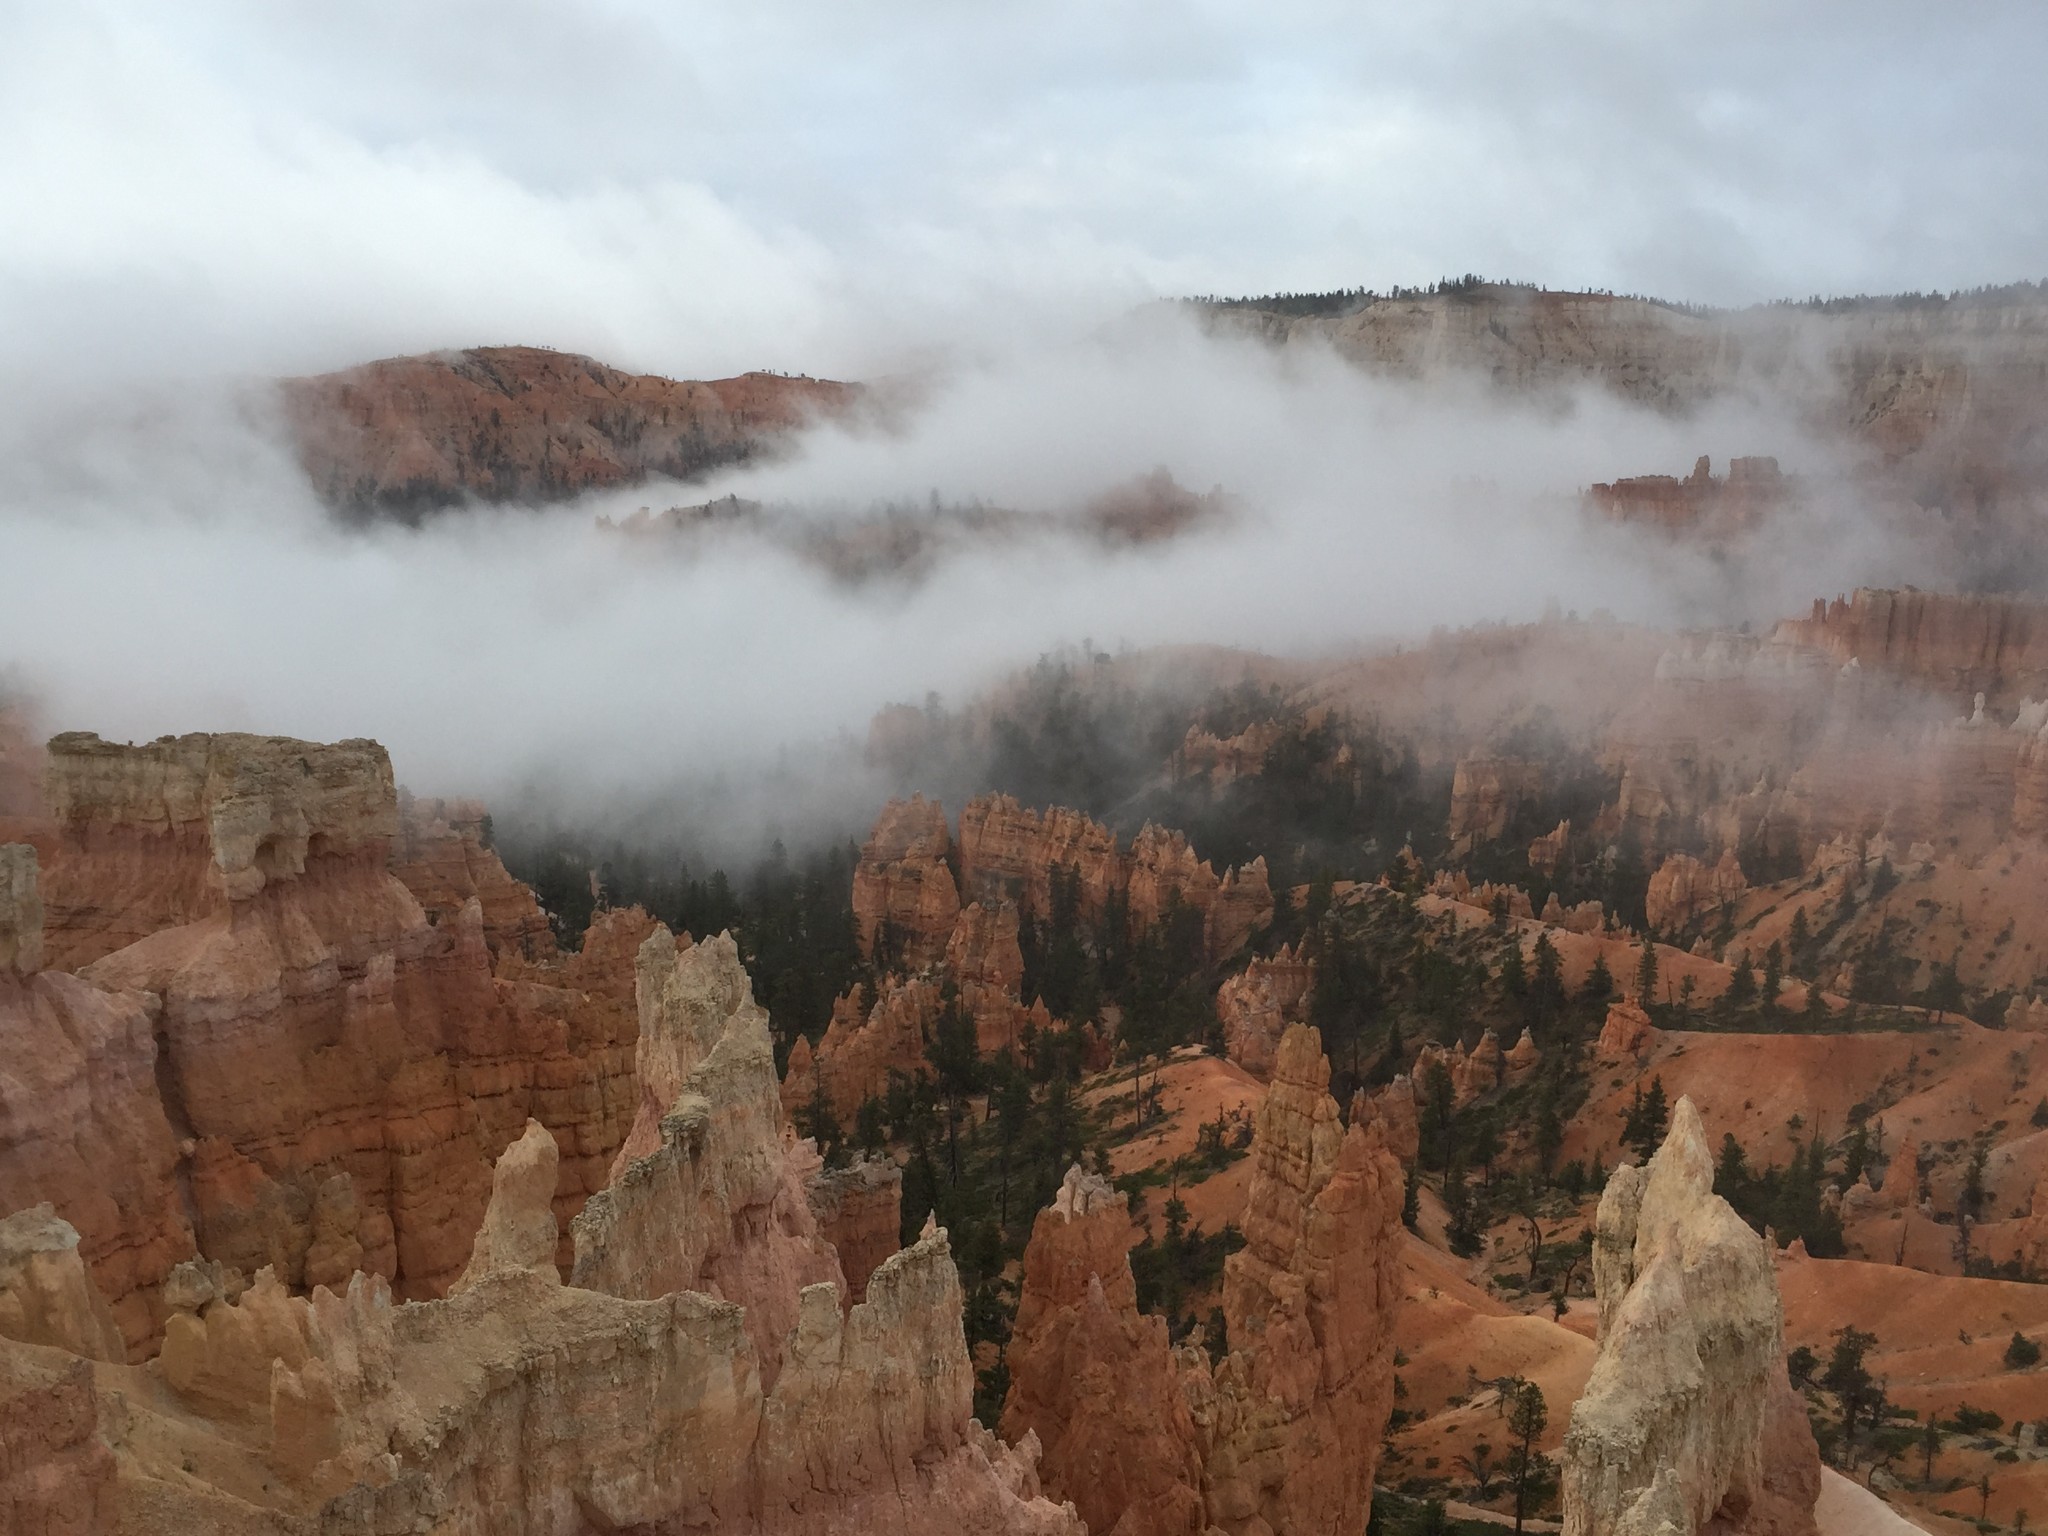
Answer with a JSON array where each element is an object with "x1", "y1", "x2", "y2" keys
[
  {"x1": 1448, "y1": 756, "x2": 1543, "y2": 847},
  {"x1": 9, "y1": 732, "x2": 650, "y2": 1322},
  {"x1": 0, "y1": 846, "x2": 192, "y2": 1355},
  {"x1": 389, "y1": 790, "x2": 553, "y2": 959},
  {"x1": 804, "y1": 1156, "x2": 904, "y2": 1304},
  {"x1": 0, "y1": 1205, "x2": 127, "y2": 1362},
  {"x1": 1644, "y1": 851, "x2": 1749, "y2": 935},
  {"x1": 0, "y1": 1130, "x2": 1080, "y2": 1535},
  {"x1": 0, "y1": 842, "x2": 42, "y2": 973},
  {"x1": 1775, "y1": 588, "x2": 2048, "y2": 707},
  {"x1": 1000, "y1": 1166, "x2": 1207, "y2": 1536},
  {"x1": 957, "y1": 793, "x2": 1124, "y2": 926},
  {"x1": 1560, "y1": 1096, "x2": 1819, "y2": 1536},
  {"x1": 0, "y1": 1353, "x2": 115, "y2": 1536}
]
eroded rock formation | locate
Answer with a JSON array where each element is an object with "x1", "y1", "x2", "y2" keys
[
  {"x1": 1645, "y1": 851, "x2": 1749, "y2": 934},
  {"x1": 1001, "y1": 1166, "x2": 1206, "y2": 1536},
  {"x1": 576, "y1": 926, "x2": 844, "y2": 1379},
  {"x1": 1560, "y1": 1096, "x2": 1819, "y2": 1536},
  {"x1": 1216, "y1": 942, "x2": 1314, "y2": 1078},
  {"x1": 6, "y1": 732, "x2": 653, "y2": 1332},
  {"x1": 851, "y1": 795, "x2": 960, "y2": 966},
  {"x1": 805, "y1": 1156, "x2": 904, "y2": 1304},
  {"x1": 1185, "y1": 1023, "x2": 1404, "y2": 1536}
]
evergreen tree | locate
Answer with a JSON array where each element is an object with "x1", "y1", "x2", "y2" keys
[
  {"x1": 1580, "y1": 951, "x2": 1615, "y2": 1007},
  {"x1": 1622, "y1": 1076, "x2": 1669, "y2": 1161},
  {"x1": 1633, "y1": 935, "x2": 1658, "y2": 1006}
]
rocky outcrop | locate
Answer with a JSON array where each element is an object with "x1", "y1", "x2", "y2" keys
[
  {"x1": 1186, "y1": 1023, "x2": 1404, "y2": 1536},
  {"x1": 16, "y1": 732, "x2": 649, "y2": 1313},
  {"x1": 1176, "y1": 722, "x2": 1283, "y2": 785},
  {"x1": 0, "y1": 1205, "x2": 126, "y2": 1361},
  {"x1": 783, "y1": 975, "x2": 943, "y2": 1125},
  {"x1": 1587, "y1": 455, "x2": 1793, "y2": 540},
  {"x1": 1775, "y1": 588, "x2": 2048, "y2": 707},
  {"x1": 957, "y1": 794, "x2": 1125, "y2": 926},
  {"x1": 1207, "y1": 858, "x2": 1274, "y2": 958},
  {"x1": 452, "y1": 1120, "x2": 562, "y2": 1293},
  {"x1": 1126, "y1": 824, "x2": 1219, "y2": 936},
  {"x1": 36, "y1": 730, "x2": 400, "y2": 970},
  {"x1": 0, "y1": 855, "x2": 192, "y2": 1354},
  {"x1": 577, "y1": 927, "x2": 843, "y2": 1379},
  {"x1": 0, "y1": 843, "x2": 41, "y2": 974},
  {"x1": 805, "y1": 1156, "x2": 903, "y2": 1303},
  {"x1": 0, "y1": 1353, "x2": 116, "y2": 1536},
  {"x1": 4, "y1": 1204, "x2": 1080, "y2": 1534},
  {"x1": 280, "y1": 345, "x2": 859, "y2": 517},
  {"x1": 1644, "y1": 851, "x2": 1749, "y2": 934},
  {"x1": 852, "y1": 796, "x2": 960, "y2": 967},
  {"x1": 1598, "y1": 999, "x2": 1656, "y2": 1060},
  {"x1": 1215, "y1": 943, "x2": 1314, "y2": 1078},
  {"x1": 1001, "y1": 1166, "x2": 1207, "y2": 1536},
  {"x1": 389, "y1": 790, "x2": 553, "y2": 959},
  {"x1": 1449, "y1": 756, "x2": 1543, "y2": 848},
  {"x1": 1529, "y1": 818, "x2": 1572, "y2": 876},
  {"x1": 1560, "y1": 1097, "x2": 1820, "y2": 1536}
]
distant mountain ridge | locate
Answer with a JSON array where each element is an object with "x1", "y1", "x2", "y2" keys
[{"x1": 279, "y1": 344, "x2": 861, "y2": 521}]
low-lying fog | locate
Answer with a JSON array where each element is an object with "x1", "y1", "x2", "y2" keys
[{"x1": 2, "y1": 307, "x2": 1931, "y2": 833}]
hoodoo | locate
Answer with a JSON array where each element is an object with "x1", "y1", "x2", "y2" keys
[{"x1": 1561, "y1": 1096, "x2": 1820, "y2": 1536}]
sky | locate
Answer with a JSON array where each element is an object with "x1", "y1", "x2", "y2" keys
[
  {"x1": 0, "y1": 0, "x2": 2041, "y2": 820},
  {"x1": 4, "y1": 0, "x2": 2045, "y2": 383}
]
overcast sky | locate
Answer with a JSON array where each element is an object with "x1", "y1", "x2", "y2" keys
[{"x1": 5, "y1": 0, "x2": 2045, "y2": 383}]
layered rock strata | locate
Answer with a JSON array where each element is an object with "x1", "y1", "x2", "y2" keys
[
  {"x1": 1560, "y1": 1096, "x2": 1820, "y2": 1536},
  {"x1": 10, "y1": 732, "x2": 650, "y2": 1328}
]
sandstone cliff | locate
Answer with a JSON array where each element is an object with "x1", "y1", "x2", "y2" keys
[
  {"x1": 1775, "y1": 588, "x2": 2048, "y2": 707},
  {"x1": 1644, "y1": 851, "x2": 1749, "y2": 935},
  {"x1": 1560, "y1": 1096, "x2": 1819, "y2": 1536},
  {"x1": 12, "y1": 732, "x2": 650, "y2": 1325},
  {"x1": 280, "y1": 345, "x2": 859, "y2": 517},
  {"x1": 851, "y1": 795, "x2": 960, "y2": 967}
]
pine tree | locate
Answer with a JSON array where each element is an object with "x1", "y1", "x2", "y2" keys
[
  {"x1": 1633, "y1": 935, "x2": 1658, "y2": 1006},
  {"x1": 1581, "y1": 951, "x2": 1615, "y2": 1007}
]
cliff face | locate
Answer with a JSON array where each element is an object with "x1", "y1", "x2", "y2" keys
[
  {"x1": 4, "y1": 1128, "x2": 1077, "y2": 1535},
  {"x1": 0, "y1": 934, "x2": 1078, "y2": 1534},
  {"x1": 804, "y1": 1156, "x2": 904, "y2": 1304},
  {"x1": 1000, "y1": 1166, "x2": 1207, "y2": 1536},
  {"x1": 957, "y1": 793, "x2": 1124, "y2": 926},
  {"x1": 1448, "y1": 756, "x2": 1543, "y2": 847},
  {"x1": 388, "y1": 791, "x2": 553, "y2": 959},
  {"x1": 1587, "y1": 455, "x2": 1792, "y2": 539},
  {"x1": 279, "y1": 345, "x2": 859, "y2": 518},
  {"x1": 1190, "y1": 1023, "x2": 1404, "y2": 1536},
  {"x1": 0, "y1": 845, "x2": 193, "y2": 1356},
  {"x1": 1774, "y1": 588, "x2": 2048, "y2": 707},
  {"x1": 1560, "y1": 1097, "x2": 1819, "y2": 1536},
  {"x1": 11, "y1": 732, "x2": 651, "y2": 1327}
]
